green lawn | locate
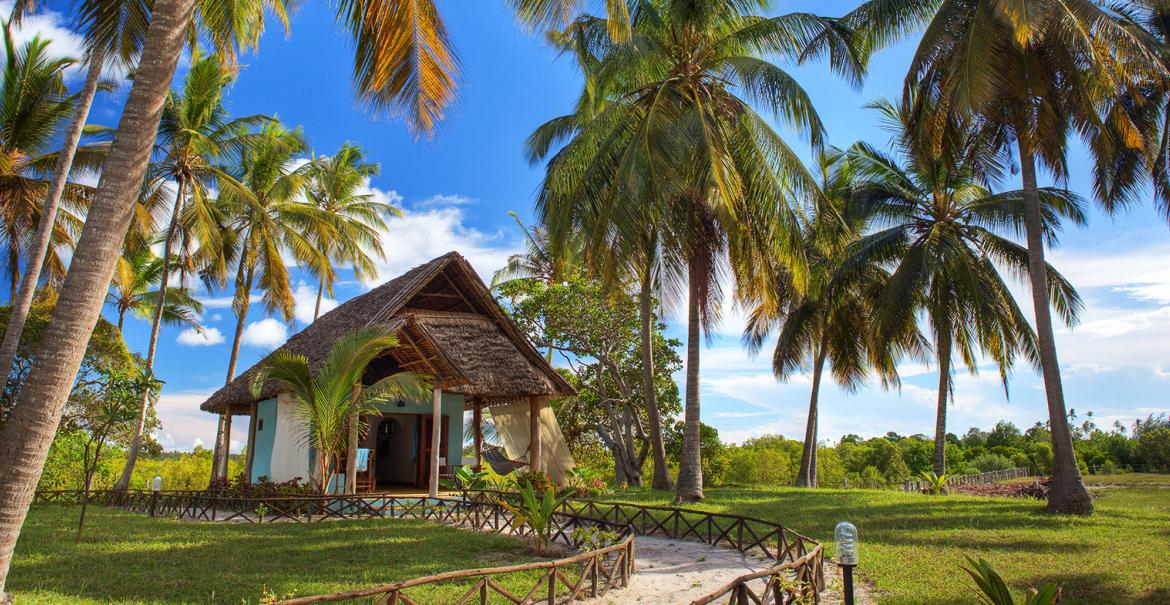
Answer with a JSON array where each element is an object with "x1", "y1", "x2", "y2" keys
[
  {"x1": 611, "y1": 485, "x2": 1170, "y2": 604},
  {"x1": 10, "y1": 505, "x2": 547, "y2": 604}
]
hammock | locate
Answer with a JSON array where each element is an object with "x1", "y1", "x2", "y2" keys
[{"x1": 483, "y1": 445, "x2": 528, "y2": 475}]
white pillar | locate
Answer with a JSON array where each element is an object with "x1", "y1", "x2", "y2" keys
[{"x1": 428, "y1": 386, "x2": 442, "y2": 497}]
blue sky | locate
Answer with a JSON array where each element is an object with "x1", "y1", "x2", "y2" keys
[{"x1": 21, "y1": 0, "x2": 1170, "y2": 452}]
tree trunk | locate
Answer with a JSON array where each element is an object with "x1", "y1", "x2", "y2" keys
[
  {"x1": 314, "y1": 278, "x2": 324, "y2": 321},
  {"x1": 212, "y1": 261, "x2": 252, "y2": 483},
  {"x1": 933, "y1": 336, "x2": 951, "y2": 476},
  {"x1": 796, "y1": 346, "x2": 826, "y2": 488},
  {"x1": 1017, "y1": 143, "x2": 1092, "y2": 515},
  {"x1": 114, "y1": 178, "x2": 187, "y2": 492},
  {"x1": 0, "y1": 0, "x2": 196, "y2": 592},
  {"x1": 0, "y1": 47, "x2": 107, "y2": 382},
  {"x1": 639, "y1": 272, "x2": 673, "y2": 490},
  {"x1": 675, "y1": 261, "x2": 704, "y2": 502}
]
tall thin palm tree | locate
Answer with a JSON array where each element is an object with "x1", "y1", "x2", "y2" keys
[
  {"x1": 0, "y1": 0, "x2": 151, "y2": 387},
  {"x1": 210, "y1": 121, "x2": 331, "y2": 480},
  {"x1": 846, "y1": 98, "x2": 1085, "y2": 476},
  {"x1": 303, "y1": 143, "x2": 395, "y2": 321},
  {"x1": 846, "y1": 0, "x2": 1160, "y2": 514},
  {"x1": 106, "y1": 248, "x2": 203, "y2": 334},
  {"x1": 743, "y1": 149, "x2": 915, "y2": 488},
  {"x1": 529, "y1": 0, "x2": 862, "y2": 501},
  {"x1": 112, "y1": 54, "x2": 261, "y2": 492}
]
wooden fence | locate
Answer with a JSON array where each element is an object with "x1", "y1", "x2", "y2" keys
[
  {"x1": 473, "y1": 492, "x2": 825, "y2": 605},
  {"x1": 34, "y1": 489, "x2": 825, "y2": 604},
  {"x1": 901, "y1": 467, "x2": 1031, "y2": 493}
]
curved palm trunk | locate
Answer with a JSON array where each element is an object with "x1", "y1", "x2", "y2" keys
[
  {"x1": 211, "y1": 261, "x2": 252, "y2": 484},
  {"x1": 0, "y1": 46, "x2": 107, "y2": 382},
  {"x1": 314, "y1": 278, "x2": 324, "y2": 321},
  {"x1": 933, "y1": 337, "x2": 951, "y2": 476},
  {"x1": 114, "y1": 179, "x2": 186, "y2": 492},
  {"x1": 640, "y1": 271, "x2": 672, "y2": 490},
  {"x1": 0, "y1": 0, "x2": 196, "y2": 593},
  {"x1": 1018, "y1": 142, "x2": 1092, "y2": 515},
  {"x1": 675, "y1": 261, "x2": 704, "y2": 502},
  {"x1": 796, "y1": 346, "x2": 827, "y2": 488}
]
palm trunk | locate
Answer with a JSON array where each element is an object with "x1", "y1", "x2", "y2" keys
[
  {"x1": 1018, "y1": 142, "x2": 1092, "y2": 515},
  {"x1": 933, "y1": 337, "x2": 951, "y2": 476},
  {"x1": 114, "y1": 178, "x2": 186, "y2": 492},
  {"x1": 675, "y1": 261, "x2": 704, "y2": 502},
  {"x1": 117, "y1": 308, "x2": 126, "y2": 333},
  {"x1": 0, "y1": 0, "x2": 196, "y2": 592},
  {"x1": 314, "y1": 278, "x2": 324, "y2": 321},
  {"x1": 796, "y1": 345, "x2": 826, "y2": 488},
  {"x1": 212, "y1": 261, "x2": 252, "y2": 484},
  {"x1": 640, "y1": 271, "x2": 672, "y2": 490},
  {"x1": 0, "y1": 46, "x2": 107, "y2": 384}
]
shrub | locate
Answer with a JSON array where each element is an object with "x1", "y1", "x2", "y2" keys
[
  {"x1": 512, "y1": 469, "x2": 555, "y2": 495},
  {"x1": 963, "y1": 556, "x2": 1061, "y2": 604},
  {"x1": 969, "y1": 453, "x2": 1015, "y2": 473},
  {"x1": 1136, "y1": 427, "x2": 1170, "y2": 472}
]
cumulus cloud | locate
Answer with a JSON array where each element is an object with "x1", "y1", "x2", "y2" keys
[
  {"x1": 152, "y1": 391, "x2": 238, "y2": 452},
  {"x1": 293, "y1": 282, "x2": 337, "y2": 323},
  {"x1": 176, "y1": 327, "x2": 225, "y2": 346},
  {"x1": 366, "y1": 192, "x2": 519, "y2": 285},
  {"x1": 241, "y1": 318, "x2": 288, "y2": 349}
]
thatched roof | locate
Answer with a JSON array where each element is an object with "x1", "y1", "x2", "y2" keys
[{"x1": 201, "y1": 252, "x2": 573, "y2": 414}]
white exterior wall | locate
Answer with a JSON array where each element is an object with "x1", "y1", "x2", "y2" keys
[{"x1": 268, "y1": 391, "x2": 312, "y2": 482}]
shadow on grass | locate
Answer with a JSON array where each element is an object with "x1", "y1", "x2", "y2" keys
[{"x1": 12, "y1": 505, "x2": 545, "y2": 604}]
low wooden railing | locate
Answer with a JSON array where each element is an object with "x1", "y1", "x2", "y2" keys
[
  {"x1": 902, "y1": 467, "x2": 1031, "y2": 492},
  {"x1": 471, "y1": 491, "x2": 825, "y2": 604}
]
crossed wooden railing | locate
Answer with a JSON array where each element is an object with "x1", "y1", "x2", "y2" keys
[{"x1": 471, "y1": 491, "x2": 825, "y2": 605}]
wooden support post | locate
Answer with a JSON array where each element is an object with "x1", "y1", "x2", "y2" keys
[
  {"x1": 345, "y1": 383, "x2": 362, "y2": 494},
  {"x1": 529, "y1": 396, "x2": 543, "y2": 474},
  {"x1": 244, "y1": 401, "x2": 258, "y2": 482},
  {"x1": 473, "y1": 400, "x2": 484, "y2": 470},
  {"x1": 429, "y1": 386, "x2": 443, "y2": 498}
]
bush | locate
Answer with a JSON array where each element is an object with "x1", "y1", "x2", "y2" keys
[
  {"x1": 1137, "y1": 427, "x2": 1170, "y2": 472},
  {"x1": 969, "y1": 453, "x2": 1015, "y2": 473}
]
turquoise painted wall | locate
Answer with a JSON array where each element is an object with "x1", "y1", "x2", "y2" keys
[
  {"x1": 250, "y1": 398, "x2": 277, "y2": 482},
  {"x1": 372, "y1": 392, "x2": 465, "y2": 463}
]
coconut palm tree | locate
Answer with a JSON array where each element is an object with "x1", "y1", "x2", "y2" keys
[
  {"x1": 105, "y1": 248, "x2": 204, "y2": 334},
  {"x1": 303, "y1": 143, "x2": 395, "y2": 321},
  {"x1": 112, "y1": 54, "x2": 262, "y2": 492},
  {"x1": 0, "y1": 0, "x2": 152, "y2": 390},
  {"x1": 250, "y1": 327, "x2": 429, "y2": 493},
  {"x1": 846, "y1": 98, "x2": 1086, "y2": 477},
  {"x1": 742, "y1": 149, "x2": 917, "y2": 488},
  {"x1": 528, "y1": 1, "x2": 862, "y2": 501},
  {"x1": 0, "y1": 26, "x2": 103, "y2": 297},
  {"x1": 845, "y1": 0, "x2": 1160, "y2": 514},
  {"x1": 210, "y1": 121, "x2": 331, "y2": 479}
]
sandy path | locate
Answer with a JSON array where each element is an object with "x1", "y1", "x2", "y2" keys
[{"x1": 578, "y1": 536, "x2": 871, "y2": 605}]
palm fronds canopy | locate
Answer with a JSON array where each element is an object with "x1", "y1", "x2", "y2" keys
[{"x1": 201, "y1": 252, "x2": 574, "y2": 414}]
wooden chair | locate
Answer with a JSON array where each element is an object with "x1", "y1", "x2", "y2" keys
[{"x1": 355, "y1": 448, "x2": 377, "y2": 492}]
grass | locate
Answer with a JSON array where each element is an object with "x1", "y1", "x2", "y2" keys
[
  {"x1": 611, "y1": 484, "x2": 1170, "y2": 604},
  {"x1": 1003, "y1": 472, "x2": 1170, "y2": 487},
  {"x1": 10, "y1": 505, "x2": 549, "y2": 604}
]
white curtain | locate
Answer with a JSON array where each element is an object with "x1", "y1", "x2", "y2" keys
[{"x1": 491, "y1": 398, "x2": 575, "y2": 484}]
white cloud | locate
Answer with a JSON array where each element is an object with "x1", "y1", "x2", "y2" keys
[
  {"x1": 198, "y1": 296, "x2": 235, "y2": 309},
  {"x1": 0, "y1": 2, "x2": 86, "y2": 78},
  {"x1": 153, "y1": 391, "x2": 218, "y2": 452},
  {"x1": 293, "y1": 282, "x2": 337, "y2": 323},
  {"x1": 176, "y1": 327, "x2": 225, "y2": 346},
  {"x1": 241, "y1": 318, "x2": 288, "y2": 349},
  {"x1": 416, "y1": 194, "x2": 474, "y2": 208},
  {"x1": 368, "y1": 193, "x2": 519, "y2": 286}
]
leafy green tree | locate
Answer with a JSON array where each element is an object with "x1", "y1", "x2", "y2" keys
[
  {"x1": 1137, "y1": 428, "x2": 1170, "y2": 472},
  {"x1": 499, "y1": 278, "x2": 681, "y2": 486},
  {"x1": 846, "y1": 97, "x2": 1084, "y2": 476},
  {"x1": 251, "y1": 327, "x2": 428, "y2": 493}
]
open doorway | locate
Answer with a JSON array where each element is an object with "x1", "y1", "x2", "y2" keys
[{"x1": 371, "y1": 414, "x2": 418, "y2": 487}]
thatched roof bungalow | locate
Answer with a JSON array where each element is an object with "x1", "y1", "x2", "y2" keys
[{"x1": 201, "y1": 252, "x2": 575, "y2": 493}]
